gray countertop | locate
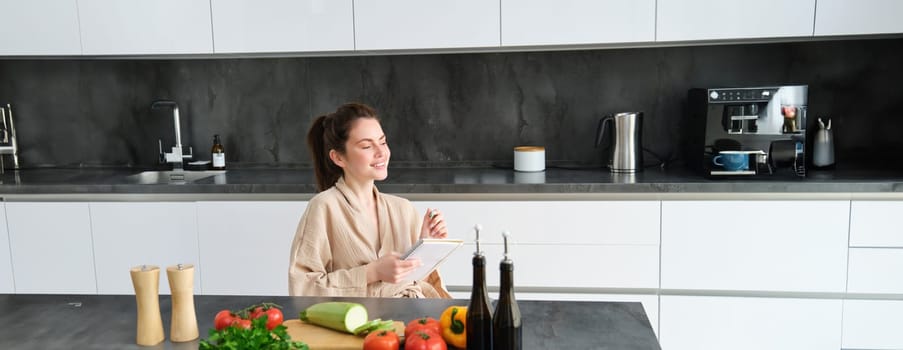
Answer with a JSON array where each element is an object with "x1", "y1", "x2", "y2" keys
[
  {"x1": 1, "y1": 166, "x2": 902, "y2": 199},
  {"x1": 0, "y1": 294, "x2": 660, "y2": 350}
]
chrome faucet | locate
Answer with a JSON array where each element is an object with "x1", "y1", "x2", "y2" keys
[
  {"x1": 151, "y1": 100, "x2": 192, "y2": 171},
  {"x1": 0, "y1": 103, "x2": 20, "y2": 174}
]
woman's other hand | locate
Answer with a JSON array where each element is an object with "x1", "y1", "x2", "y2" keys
[
  {"x1": 366, "y1": 252, "x2": 421, "y2": 284},
  {"x1": 420, "y1": 208, "x2": 448, "y2": 239}
]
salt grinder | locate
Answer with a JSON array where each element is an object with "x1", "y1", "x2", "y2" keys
[
  {"x1": 167, "y1": 263, "x2": 199, "y2": 342},
  {"x1": 130, "y1": 265, "x2": 164, "y2": 346}
]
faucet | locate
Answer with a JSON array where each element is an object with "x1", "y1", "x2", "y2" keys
[{"x1": 151, "y1": 100, "x2": 192, "y2": 171}]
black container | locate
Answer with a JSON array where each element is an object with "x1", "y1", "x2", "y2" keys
[
  {"x1": 467, "y1": 242, "x2": 493, "y2": 349},
  {"x1": 492, "y1": 233, "x2": 522, "y2": 350}
]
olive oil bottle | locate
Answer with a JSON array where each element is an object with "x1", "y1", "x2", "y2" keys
[
  {"x1": 467, "y1": 224, "x2": 493, "y2": 350},
  {"x1": 211, "y1": 134, "x2": 225, "y2": 170},
  {"x1": 493, "y1": 232, "x2": 522, "y2": 350}
]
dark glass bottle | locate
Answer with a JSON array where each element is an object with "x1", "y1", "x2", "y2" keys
[
  {"x1": 467, "y1": 225, "x2": 493, "y2": 350},
  {"x1": 493, "y1": 232, "x2": 522, "y2": 350},
  {"x1": 211, "y1": 134, "x2": 225, "y2": 170}
]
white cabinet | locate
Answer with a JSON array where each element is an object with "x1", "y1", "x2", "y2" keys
[
  {"x1": 5, "y1": 202, "x2": 96, "y2": 294},
  {"x1": 501, "y1": 0, "x2": 655, "y2": 46},
  {"x1": 660, "y1": 295, "x2": 842, "y2": 350},
  {"x1": 353, "y1": 0, "x2": 500, "y2": 50},
  {"x1": 0, "y1": 1, "x2": 82, "y2": 55},
  {"x1": 211, "y1": 0, "x2": 354, "y2": 53},
  {"x1": 849, "y1": 201, "x2": 903, "y2": 247},
  {"x1": 656, "y1": 0, "x2": 816, "y2": 42},
  {"x1": 842, "y1": 299, "x2": 903, "y2": 350},
  {"x1": 0, "y1": 203, "x2": 14, "y2": 293},
  {"x1": 815, "y1": 0, "x2": 903, "y2": 36},
  {"x1": 89, "y1": 202, "x2": 200, "y2": 295},
  {"x1": 661, "y1": 201, "x2": 849, "y2": 293},
  {"x1": 197, "y1": 201, "x2": 307, "y2": 296},
  {"x1": 847, "y1": 248, "x2": 903, "y2": 294},
  {"x1": 77, "y1": 0, "x2": 213, "y2": 55}
]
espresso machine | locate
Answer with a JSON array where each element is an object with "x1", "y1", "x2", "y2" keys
[{"x1": 686, "y1": 85, "x2": 808, "y2": 178}]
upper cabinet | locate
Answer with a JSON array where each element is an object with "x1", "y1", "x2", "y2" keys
[
  {"x1": 211, "y1": 0, "x2": 354, "y2": 53},
  {"x1": 502, "y1": 0, "x2": 655, "y2": 46},
  {"x1": 77, "y1": 0, "x2": 213, "y2": 55},
  {"x1": 815, "y1": 0, "x2": 903, "y2": 36},
  {"x1": 0, "y1": 0, "x2": 82, "y2": 55},
  {"x1": 353, "y1": 0, "x2": 500, "y2": 50},
  {"x1": 656, "y1": 0, "x2": 816, "y2": 42}
]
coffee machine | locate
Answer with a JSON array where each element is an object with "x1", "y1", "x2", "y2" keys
[{"x1": 686, "y1": 85, "x2": 807, "y2": 178}]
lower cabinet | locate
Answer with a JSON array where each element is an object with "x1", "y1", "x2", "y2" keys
[
  {"x1": 842, "y1": 299, "x2": 903, "y2": 349},
  {"x1": 659, "y1": 295, "x2": 842, "y2": 350},
  {"x1": 89, "y1": 202, "x2": 200, "y2": 295},
  {"x1": 196, "y1": 201, "x2": 307, "y2": 296},
  {"x1": 0, "y1": 203, "x2": 14, "y2": 293},
  {"x1": 5, "y1": 202, "x2": 97, "y2": 294}
]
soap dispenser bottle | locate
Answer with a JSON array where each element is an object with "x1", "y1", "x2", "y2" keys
[
  {"x1": 211, "y1": 134, "x2": 226, "y2": 170},
  {"x1": 467, "y1": 224, "x2": 493, "y2": 350},
  {"x1": 493, "y1": 231, "x2": 522, "y2": 350}
]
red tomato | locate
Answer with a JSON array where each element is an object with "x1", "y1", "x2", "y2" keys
[
  {"x1": 363, "y1": 330, "x2": 400, "y2": 350},
  {"x1": 231, "y1": 318, "x2": 252, "y2": 330},
  {"x1": 213, "y1": 310, "x2": 237, "y2": 331},
  {"x1": 263, "y1": 307, "x2": 284, "y2": 330},
  {"x1": 249, "y1": 307, "x2": 265, "y2": 320},
  {"x1": 405, "y1": 330, "x2": 447, "y2": 350},
  {"x1": 405, "y1": 317, "x2": 441, "y2": 339}
]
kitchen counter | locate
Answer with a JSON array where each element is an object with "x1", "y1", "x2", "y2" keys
[
  {"x1": 0, "y1": 294, "x2": 661, "y2": 350},
  {"x1": 1, "y1": 166, "x2": 903, "y2": 200}
]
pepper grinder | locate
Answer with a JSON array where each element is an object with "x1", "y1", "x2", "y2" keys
[
  {"x1": 130, "y1": 265, "x2": 165, "y2": 346},
  {"x1": 167, "y1": 263, "x2": 199, "y2": 342}
]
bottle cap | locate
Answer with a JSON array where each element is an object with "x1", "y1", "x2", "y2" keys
[
  {"x1": 473, "y1": 224, "x2": 483, "y2": 256},
  {"x1": 501, "y1": 231, "x2": 513, "y2": 264}
]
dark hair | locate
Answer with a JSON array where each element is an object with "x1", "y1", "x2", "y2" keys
[{"x1": 307, "y1": 103, "x2": 380, "y2": 191}]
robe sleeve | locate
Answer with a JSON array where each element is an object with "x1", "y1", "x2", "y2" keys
[
  {"x1": 288, "y1": 201, "x2": 369, "y2": 296},
  {"x1": 405, "y1": 202, "x2": 452, "y2": 299}
]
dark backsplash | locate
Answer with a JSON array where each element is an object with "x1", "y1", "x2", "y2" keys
[{"x1": 1, "y1": 37, "x2": 901, "y2": 169}]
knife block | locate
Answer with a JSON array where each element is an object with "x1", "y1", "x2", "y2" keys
[
  {"x1": 167, "y1": 264, "x2": 199, "y2": 342},
  {"x1": 130, "y1": 265, "x2": 165, "y2": 346}
]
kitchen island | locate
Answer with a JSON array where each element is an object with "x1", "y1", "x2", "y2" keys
[{"x1": 0, "y1": 294, "x2": 661, "y2": 349}]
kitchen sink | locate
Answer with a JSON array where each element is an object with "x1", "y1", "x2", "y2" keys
[{"x1": 125, "y1": 170, "x2": 222, "y2": 184}]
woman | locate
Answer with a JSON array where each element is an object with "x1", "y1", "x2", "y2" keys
[{"x1": 288, "y1": 103, "x2": 451, "y2": 298}]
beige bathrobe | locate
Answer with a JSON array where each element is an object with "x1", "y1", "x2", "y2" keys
[{"x1": 289, "y1": 177, "x2": 451, "y2": 298}]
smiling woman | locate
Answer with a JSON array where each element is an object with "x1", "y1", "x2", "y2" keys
[{"x1": 288, "y1": 103, "x2": 451, "y2": 298}]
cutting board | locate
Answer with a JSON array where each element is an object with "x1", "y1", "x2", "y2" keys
[{"x1": 283, "y1": 319, "x2": 405, "y2": 350}]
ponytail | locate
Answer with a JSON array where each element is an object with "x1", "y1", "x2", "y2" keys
[{"x1": 307, "y1": 103, "x2": 379, "y2": 192}]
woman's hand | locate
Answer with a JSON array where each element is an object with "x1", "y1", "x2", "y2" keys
[
  {"x1": 420, "y1": 208, "x2": 448, "y2": 239},
  {"x1": 366, "y1": 252, "x2": 421, "y2": 284}
]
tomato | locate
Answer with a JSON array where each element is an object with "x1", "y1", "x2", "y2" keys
[
  {"x1": 214, "y1": 310, "x2": 237, "y2": 331},
  {"x1": 262, "y1": 307, "x2": 284, "y2": 330},
  {"x1": 363, "y1": 330, "x2": 400, "y2": 350},
  {"x1": 249, "y1": 307, "x2": 265, "y2": 320},
  {"x1": 405, "y1": 317, "x2": 441, "y2": 339},
  {"x1": 231, "y1": 318, "x2": 252, "y2": 330},
  {"x1": 405, "y1": 330, "x2": 447, "y2": 350}
]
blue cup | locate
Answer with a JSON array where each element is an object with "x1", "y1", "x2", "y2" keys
[{"x1": 713, "y1": 151, "x2": 748, "y2": 171}]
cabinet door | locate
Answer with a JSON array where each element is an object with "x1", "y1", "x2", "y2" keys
[
  {"x1": 502, "y1": 0, "x2": 655, "y2": 46},
  {"x1": 660, "y1": 295, "x2": 842, "y2": 350},
  {"x1": 0, "y1": 204, "x2": 14, "y2": 293},
  {"x1": 354, "y1": 0, "x2": 499, "y2": 50},
  {"x1": 656, "y1": 0, "x2": 816, "y2": 41},
  {"x1": 6, "y1": 202, "x2": 96, "y2": 294},
  {"x1": 661, "y1": 201, "x2": 849, "y2": 293},
  {"x1": 90, "y1": 202, "x2": 200, "y2": 295},
  {"x1": 0, "y1": 0, "x2": 82, "y2": 55},
  {"x1": 197, "y1": 201, "x2": 307, "y2": 296},
  {"x1": 843, "y1": 299, "x2": 903, "y2": 350},
  {"x1": 849, "y1": 201, "x2": 903, "y2": 247},
  {"x1": 211, "y1": 0, "x2": 353, "y2": 53},
  {"x1": 78, "y1": 0, "x2": 214, "y2": 55},
  {"x1": 847, "y1": 248, "x2": 903, "y2": 294},
  {"x1": 815, "y1": 0, "x2": 903, "y2": 36}
]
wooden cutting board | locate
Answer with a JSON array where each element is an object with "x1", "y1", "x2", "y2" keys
[{"x1": 283, "y1": 319, "x2": 405, "y2": 350}]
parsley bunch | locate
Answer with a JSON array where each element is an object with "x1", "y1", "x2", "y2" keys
[{"x1": 200, "y1": 316, "x2": 309, "y2": 350}]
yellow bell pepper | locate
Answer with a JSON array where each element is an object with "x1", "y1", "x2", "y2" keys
[{"x1": 439, "y1": 306, "x2": 467, "y2": 348}]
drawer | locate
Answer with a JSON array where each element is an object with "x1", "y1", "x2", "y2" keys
[
  {"x1": 842, "y1": 299, "x2": 903, "y2": 349},
  {"x1": 847, "y1": 248, "x2": 903, "y2": 294},
  {"x1": 850, "y1": 201, "x2": 903, "y2": 247}
]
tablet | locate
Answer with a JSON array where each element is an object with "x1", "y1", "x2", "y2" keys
[{"x1": 400, "y1": 238, "x2": 464, "y2": 282}]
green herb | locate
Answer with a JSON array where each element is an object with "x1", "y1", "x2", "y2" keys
[{"x1": 199, "y1": 316, "x2": 309, "y2": 350}]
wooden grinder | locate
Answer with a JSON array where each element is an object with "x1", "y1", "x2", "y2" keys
[
  {"x1": 129, "y1": 265, "x2": 164, "y2": 346},
  {"x1": 167, "y1": 263, "x2": 199, "y2": 342}
]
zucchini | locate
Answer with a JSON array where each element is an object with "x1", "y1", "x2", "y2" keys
[{"x1": 298, "y1": 302, "x2": 368, "y2": 334}]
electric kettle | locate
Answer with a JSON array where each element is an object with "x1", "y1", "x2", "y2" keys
[{"x1": 595, "y1": 112, "x2": 643, "y2": 173}]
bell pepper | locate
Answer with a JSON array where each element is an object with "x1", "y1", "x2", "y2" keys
[{"x1": 439, "y1": 306, "x2": 467, "y2": 348}]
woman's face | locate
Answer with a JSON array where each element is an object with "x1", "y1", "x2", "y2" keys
[{"x1": 333, "y1": 117, "x2": 390, "y2": 181}]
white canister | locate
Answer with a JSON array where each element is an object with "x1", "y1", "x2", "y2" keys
[{"x1": 513, "y1": 146, "x2": 545, "y2": 172}]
